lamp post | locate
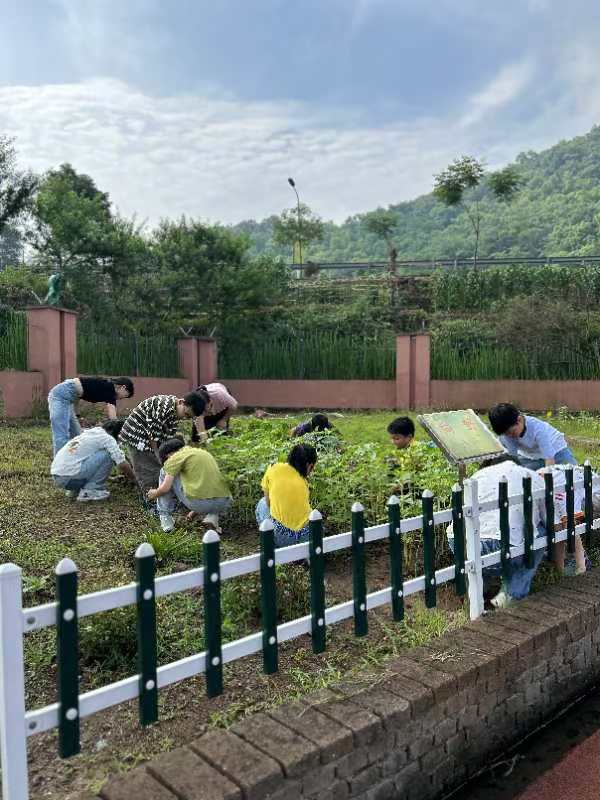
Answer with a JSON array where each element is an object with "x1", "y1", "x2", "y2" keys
[{"x1": 287, "y1": 177, "x2": 302, "y2": 266}]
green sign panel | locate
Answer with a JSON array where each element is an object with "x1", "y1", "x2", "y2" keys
[{"x1": 417, "y1": 409, "x2": 505, "y2": 465}]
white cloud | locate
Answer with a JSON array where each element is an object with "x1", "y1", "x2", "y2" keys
[
  {"x1": 460, "y1": 60, "x2": 535, "y2": 128},
  {"x1": 1, "y1": 68, "x2": 599, "y2": 227}
]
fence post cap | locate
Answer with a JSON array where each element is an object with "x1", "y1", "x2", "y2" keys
[
  {"x1": 422, "y1": 489, "x2": 434, "y2": 499},
  {"x1": 499, "y1": 474, "x2": 508, "y2": 484},
  {"x1": 387, "y1": 494, "x2": 400, "y2": 506},
  {"x1": 136, "y1": 542, "x2": 155, "y2": 559},
  {"x1": 259, "y1": 518, "x2": 275, "y2": 532},
  {"x1": 202, "y1": 530, "x2": 221, "y2": 544},
  {"x1": 55, "y1": 557, "x2": 77, "y2": 575},
  {"x1": 452, "y1": 483, "x2": 461, "y2": 492},
  {"x1": 309, "y1": 509, "x2": 323, "y2": 521},
  {"x1": 351, "y1": 501, "x2": 364, "y2": 513},
  {"x1": 543, "y1": 465, "x2": 553, "y2": 474},
  {"x1": 0, "y1": 563, "x2": 21, "y2": 577},
  {"x1": 585, "y1": 459, "x2": 591, "y2": 466},
  {"x1": 564, "y1": 463, "x2": 574, "y2": 470}
]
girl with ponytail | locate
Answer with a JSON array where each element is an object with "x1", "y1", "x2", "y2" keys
[{"x1": 255, "y1": 444, "x2": 318, "y2": 547}]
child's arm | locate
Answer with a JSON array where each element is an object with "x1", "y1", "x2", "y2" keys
[
  {"x1": 106, "y1": 403, "x2": 118, "y2": 420},
  {"x1": 147, "y1": 474, "x2": 175, "y2": 500}
]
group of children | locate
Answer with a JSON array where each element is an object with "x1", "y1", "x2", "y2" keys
[{"x1": 47, "y1": 379, "x2": 594, "y2": 606}]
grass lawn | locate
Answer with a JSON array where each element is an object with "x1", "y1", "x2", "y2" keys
[{"x1": 0, "y1": 408, "x2": 597, "y2": 799}]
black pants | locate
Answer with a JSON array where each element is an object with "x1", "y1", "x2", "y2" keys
[{"x1": 203, "y1": 408, "x2": 228, "y2": 430}]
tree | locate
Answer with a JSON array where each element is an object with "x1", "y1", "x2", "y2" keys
[
  {"x1": 0, "y1": 136, "x2": 37, "y2": 236},
  {"x1": 272, "y1": 203, "x2": 324, "y2": 265},
  {"x1": 149, "y1": 217, "x2": 288, "y2": 336},
  {"x1": 363, "y1": 209, "x2": 399, "y2": 270},
  {"x1": 433, "y1": 156, "x2": 521, "y2": 266},
  {"x1": 28, "y1": 163, "x2": 149, "y2": 322},
  {"x1": 0, "y1": 227, "x2": 24, "y2": 270}
]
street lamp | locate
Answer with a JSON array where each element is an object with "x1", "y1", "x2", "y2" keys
[{"x1": 287, "y1": 177, "x2": 302, "y2": 266}]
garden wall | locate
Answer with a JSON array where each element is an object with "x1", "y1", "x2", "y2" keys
[
  {"x1": 224, "y1": 379, "x2": 397, "y2": 410},
  {"x1": 0, "y1": 371, "x2": 43, "y2": 418},
  {"x1": 98, "y1": 571, "x2": 600, "y2": 800},
  {"x1": 431, "y1": 379, "x2": 600, "y2": 412}
]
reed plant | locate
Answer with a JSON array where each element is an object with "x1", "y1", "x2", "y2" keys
[
  {"x1": 0, "y1": 308, "x2": 27, "y2": 371},
  {"x1": 77, "y1": 323, "x2": 180, "y2": 377}
]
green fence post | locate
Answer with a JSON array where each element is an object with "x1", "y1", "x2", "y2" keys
[
  {"x1": 136, "y1": 543, "x2": 158, "y2": 725},
  {"x1": 387, "y1": 495, "x2": 404, "y2": 620},
  {"x1": 566, "y1": 464, "x2": 575, "y2": 555},
  {"x1": 584, "y1": 460, "x2": 593, "y2": 551},
  {"x1": 522, "y1": 475, "x2": 534, "y2": 569},
  {"x1": 451, "y1": 483, "x2": 466, "y2": 597},
  {"x1": 309, "y1": 510, "x2": 326, "y2": 653},
  {"x1": 544, "y1": 468, "x2": 556, "y2": 562},
  {"x1": 203, "y1": 530, "x2": 223, "y2": 697},
  {"x1": 422, "y1": 490, "x2": 436, "y2": 608},
  {"x1": 351, "y1": 502, "x2": 368, "y2": 637},
  {"x1": 259, "y1": 519, "x2": 278, "y2": 673},
  {"x1": 498, "y1": 475, "x2": 512, "y2": 584},
  {"x1": 55, "y1": 558, "x2": 80, "y2": 758}
]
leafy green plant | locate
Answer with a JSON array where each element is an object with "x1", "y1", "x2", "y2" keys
[{"x1": 0, "y1": 308, "x2": 27, "y2": 370}]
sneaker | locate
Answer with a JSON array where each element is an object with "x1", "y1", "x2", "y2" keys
[
  {"x1": 491, "y1": 590, "x2": 515, "y2": 609},
  {"x1": 202, "y1": 513, "x2": 220, "y2": 529},
  {"x1": 64, "y1": 490, "x2": 78, "y2": 499},
  {"x1": 77, "y1": 489, "x2": 110, "y2": 502},
  {"x1": 158, "y1": 512, "x2": 175, "y2": 533}
]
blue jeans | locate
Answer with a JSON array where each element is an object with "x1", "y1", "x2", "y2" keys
[
  {"x1": 255, "y1": 496, "x2": 310, "y2": 548},
  {"x1": 448, "y1": 534, "x2": 546, "y2": 600},
  {"x1": 48, "y1": 380, "x2": 81, "y2": 456},
  {"x1": 53, "y1": 450, "x2": 113, "y2": 492},
  {"x1": 156, "y1": 471, "x2": 232, "y2": 517},
  {"x1": 518, "y1": 447, "x2": 577, "y2": 472}
]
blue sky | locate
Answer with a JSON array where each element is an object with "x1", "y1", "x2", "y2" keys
[{"x1": 2, "y1": 0, "x2": 600, "y2": 224}]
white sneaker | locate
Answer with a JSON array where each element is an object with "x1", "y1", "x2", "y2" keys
[
  {"x1": 159, "y1": 512, "x2": 175, "y2": 533},
  {"x1": 77, "y1": 489, "x2": 110, "y2": 502},
  {"x1": 202, "y1": 513, "x2": 220, "y2": 528},
  {"x1": 491, "y1": 590, "x2": 514, "y2": 609},
  {"x1": 64, "y1": 490, "x2": 78, "y2": 499}
]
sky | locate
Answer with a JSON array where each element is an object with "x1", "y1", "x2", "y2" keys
[{"x1": 2, "y1": 0, "x2": 600, "y2": 225}]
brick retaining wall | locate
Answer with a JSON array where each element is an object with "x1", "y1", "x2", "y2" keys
[{"x1": 97, "y1": 572, "x2": 600, "y2": 800}]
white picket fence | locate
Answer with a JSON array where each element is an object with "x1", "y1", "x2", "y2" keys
[{"x1": 1, "y1": 474, "x2": 598, "y2": 800}]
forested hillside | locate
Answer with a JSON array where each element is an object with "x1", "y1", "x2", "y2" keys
[{"x1": 233, "y1": 125, "x2": 600, "y2": 261}]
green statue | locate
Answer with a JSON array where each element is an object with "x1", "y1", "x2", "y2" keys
[{"x1": 44, "y1": 274, "x2": 62, "y2": 306}]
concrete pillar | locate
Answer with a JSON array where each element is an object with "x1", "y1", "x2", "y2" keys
[
  {"x1": 395, "y1": 333, "x2": 431, "y2": 410},
  {"x1": 197, "y1": 338, "x2": 218, "y2": 385},
  {"x1": 177, "y1": 337, "x2": 218, "y2": 388},
  {"x1": 26, "y1": 306, "x2": 77, "y2": 394},
  {"x1": 177, "y1": 338, "x2": 199, "y2": 389},
  {"x1": 395, "y1": 336, "x2": 411, "y2": 409},
  {"x1": 413, "y1": 334, "x2": 431, "y2": 409}
]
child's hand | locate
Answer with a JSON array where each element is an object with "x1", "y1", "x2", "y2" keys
[{"x1": 147, "y1": 489, "x2": 158, "y2": 501}]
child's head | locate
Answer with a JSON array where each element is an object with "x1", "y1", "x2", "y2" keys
[
  {"x1": 102, "y1": 418, "x2": 125, "y2": 440},
  {"x1": 488, "y1": 403, "x2": 524, "y2": 438},
  {"x1": 178, "y1": 391, "x2": 207, "y2": 419},
  {"x1": 287, "y1": 443, "x2": 318, "y2": 477},
  {"x1": 111, "y1": 377, "x2": 135, "y2": 399},
  {"x1": 310, "y1": 413, "x2": 332, "y2": 432},
  {"x1": 158, "y1": 436, "x2": 186, "y2": 464},
  {"x1": 387, "y1": 417, "x2": 415, "y2": 449}
]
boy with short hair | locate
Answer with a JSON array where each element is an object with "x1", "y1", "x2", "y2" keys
[
  {"x1": 148, "y1": 437, "x2": 232, "y2": 533},
  {"x1": 51, "y1": 419, "x2": 136, "y2": 501},
  {"x1": 119, "y1": 392, "x2": 206, "y2": 494},
  {"x1": 488, "y1": 403, "x2": 576, "y2": 471},
  {"x1": 387, "y1": 417, "x2": 415, "y2": 449}
]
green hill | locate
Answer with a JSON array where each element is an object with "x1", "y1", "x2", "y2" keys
[{"x1": 233, "y1": 125, "x2": 600, "y2": 262}]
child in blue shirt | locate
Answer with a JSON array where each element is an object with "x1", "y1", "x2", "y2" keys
[{"x1": 488, "y1": 403, "x2": 576, "y2": 471}]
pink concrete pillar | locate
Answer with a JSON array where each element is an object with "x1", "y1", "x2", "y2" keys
[
  {"x1": 26, "y1": 306, "x2": 78, "y2": 393},
  {"x1": 177, "y1": 338, "x2": 199, "y2": 389},
  {"x1": 198, "y1": 338, "x2": 218, "y2": 385},
  {"x1": 413, "y1": 334, "x2": 431, "y2": 409},
  {"x1": 395, "y1": 335, "x2": 411, "y2": 409}
]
